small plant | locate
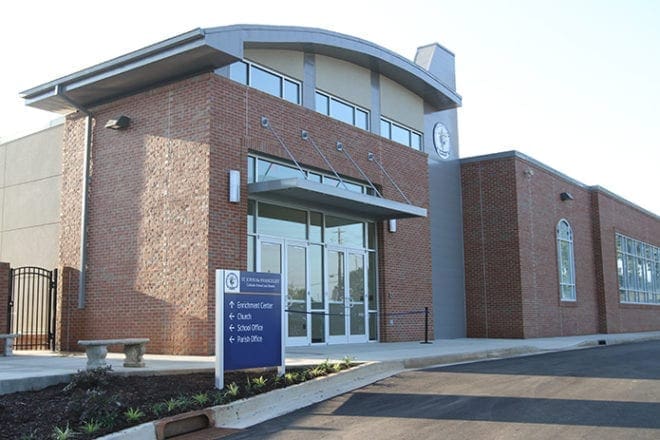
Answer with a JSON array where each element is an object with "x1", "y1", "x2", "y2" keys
[
  {"x1": 211, "y1": 390, "x2": 227, "y2": 405},
  {"x1": 341, "y1": 355, "x2": 355, "y2": 369},
  {"x1": 317, "y1": 359, "x2": 331, "y2": 374},
  {"x1": 224, "y1": 382, "x2": 240, "y2": 398},
  {"x1": 165, "y1": 397, "x2": 180, "y2": 412},
  {"x1": 51, "y1": 424, "x2": 77, "y2": 440},
  {"x1": 331, "y1": 362, "x2": 342, "y2": 372},
  {"x1": 79, "y1": 419, "x2": 102, "y2": 434},
  {"x1": 124, "y1": 407, "x2": 145, "y2": 422},
  {"x1": 19, "y1": 432, "x2": 38, "y2": 440},
  {"x1": 251, "y1": 376, "x2": 268, "y2": 390},
  {"x1": 152, "y1": 402, "x2": 167, "y2": 417},
  {"x1": 284, "y1": 371, "x2": 299, "y2": 384},
  {"x1": 191, "y1": 392, "x2": 210, "y2": 406}
]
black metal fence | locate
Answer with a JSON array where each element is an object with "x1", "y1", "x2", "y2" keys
[{"x1": 8, "y1": 267, "x2": 58, "y2": 350}]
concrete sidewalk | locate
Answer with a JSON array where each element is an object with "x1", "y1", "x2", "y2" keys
[{"x1": 2, "y1": 330, "x2": 660, "y2": 396}]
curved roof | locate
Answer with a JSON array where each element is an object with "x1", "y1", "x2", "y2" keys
[{"x1": 21, "y1": 24, "x2": 461, "y2": 114}]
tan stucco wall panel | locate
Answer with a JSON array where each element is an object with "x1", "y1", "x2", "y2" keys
[
  {"x1": 244, "y1": 49, "x2": 304, "y2": 81},
  {"x1": 3, "y1": 125, "x2": 63, "y2": 186},
  {"x1": 380, "y1": 74, "x2": 424, "y2": 131},
  {"x1": 316, "y1": 55, "x2": 371, "y2": 109},
  {"x1": 2, "y1": 176, "x2": 61, "y2": 231},
  {"x1": 1, "y1": 223, "x2": 59, "y2": 268}
]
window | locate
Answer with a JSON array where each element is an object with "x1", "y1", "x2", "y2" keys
[
  {"x1": 380, "y1": 117, "x2": 422, "y2": 150},
  {"x1": 315, "y1": 91, "x2": 369, "y2": 130},
  {"x1": 249, "y1": 156, "x2": 371, "y2": 195},
  {"x1": 229, "y1": 60, "x2": 301, "y2": 104},
  {"x1": 556, "y1": 219, "x2": 576, "y2": 301},
  {"x1": 616, "y1": 233, "x2": 660, "y2": 305}
]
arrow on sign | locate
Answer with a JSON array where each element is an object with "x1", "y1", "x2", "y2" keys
[
  {"x1": 229, "y1": 336, "x2": 235, "y2": 344},
  {"x1": 229, "y1": 324, "x2": 235, "y2": 332},
  {"x1": 229, "y1": 313, "x2": 235, "y2": 320},
  {"x1": 229, "y1": 301, "x2": 235, "y2": 308}
]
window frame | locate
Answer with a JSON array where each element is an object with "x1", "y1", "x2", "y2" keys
[
  {"x1": 379, "y1": 116, "x2": 423, "y2": 150},
  {"x1": 616, "y1": 232, "x2": 660, "y2": 305},
  {"x1": 556, "y1": 219, "x2": 577, "y2": 302},
  {"x1": 229, "y1": 60, "x2": 302, "y2": 105},
  {"x1": 314, "y1": 90, "x2": 369, "y2": 131}
]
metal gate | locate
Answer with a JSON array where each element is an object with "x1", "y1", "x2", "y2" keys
[{"x1": 8, "y1": 267, "x2": 58, "y2": 350}]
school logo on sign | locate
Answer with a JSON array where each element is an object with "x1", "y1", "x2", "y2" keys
[{"x1": 224, "y1": 270, "x2": 240, "y2": 293}]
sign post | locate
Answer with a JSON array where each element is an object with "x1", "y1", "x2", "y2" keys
[{"x1": 215, "y1": 269, "x2": 284, "y2": 389}]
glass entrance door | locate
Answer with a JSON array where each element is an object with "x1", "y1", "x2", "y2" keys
[
  {"x1": 327, "y1": 248, "x2": 368, "y2": 344},
  {"x1": 285, "y1": 242, "x2": 309, "y2": 346},
  {"x1": 257, "y1": 237, "x2": 310, "y2": 346}
]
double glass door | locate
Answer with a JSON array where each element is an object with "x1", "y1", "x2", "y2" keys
[{"x1": 257, "y1": 237, "x2": 368, "y2": 345}]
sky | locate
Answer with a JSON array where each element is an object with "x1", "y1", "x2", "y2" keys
[{"x1": 1, "y1": 0, "x2": 658, "y2": 215}]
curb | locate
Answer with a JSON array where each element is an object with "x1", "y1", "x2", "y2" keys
[{"x1": 99, "y1": 360, "x2": 404, "y2": 439}]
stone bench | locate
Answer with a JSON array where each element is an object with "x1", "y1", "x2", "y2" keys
[
  {"x1": 78, "y1": 338, "x2": 149, "y2": 369},
  {"x1": 0, "y1": 333, "x2": 19, "y2": 356}
]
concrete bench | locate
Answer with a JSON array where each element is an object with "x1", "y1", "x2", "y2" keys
[
  {"x1": 0, "y1": 333, "x2": 19, "y2": 356},
  {"x1": 78, "y1": 338, "x2": 149, "y2": 369}
]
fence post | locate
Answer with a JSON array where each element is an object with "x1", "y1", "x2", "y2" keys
[
  {"x1": 421, "y1": 306, "x2": 432, "y2": 344},
  {"x1": 0, "y1": 262, "x2": 10, "y2": 334}
]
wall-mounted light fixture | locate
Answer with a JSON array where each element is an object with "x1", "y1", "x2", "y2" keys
[
  {"x1": 104, "y1": 115, "x2": 131, "y2": 130},
  {"x1": 388, "y1": 219, "x2": 397, "y2": 233},
  {"x1": 560, "y1": 192, "x2": 574, "y2": 201},
  {"x1": 229, "y1": 170, "x2": 240, "y2": 203}
]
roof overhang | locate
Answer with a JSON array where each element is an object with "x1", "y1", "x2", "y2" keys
[
  {"x1": 21, "y1": 25, "x2": 461, "y2": 114},
  {"x1": 248, "y1": 178, "x2": 427, "y2": 221}
]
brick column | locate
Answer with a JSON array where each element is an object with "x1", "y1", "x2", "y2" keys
[
  {"x1": 56, "y1": 266, "x2": 82, "y2": 351},
  {"x1": 0, "y1": 262, "x2": 11, "y2": 333}
]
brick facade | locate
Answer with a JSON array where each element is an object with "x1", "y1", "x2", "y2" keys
[
  {"x1": 462, "y1": 153, "x2": 660, "y2": 338},
  {"x1": 59, "y1": 73, "x2": 432, "y2": 354}
]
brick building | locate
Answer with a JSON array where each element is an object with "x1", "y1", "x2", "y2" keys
[
  {"x1": 461, "y1": 151, "x2": 660, "y2": 338},
  {"x1": 4, "y1": 25, "x2": 658, "y2": 354}
]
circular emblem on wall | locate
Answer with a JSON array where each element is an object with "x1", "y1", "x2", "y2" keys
[
  {"x1": 433, "y1": 122, "x2": 451, "y2": 159},
  {"x1": 225, "y1": 272, "x2": 239, "y2": 291}
]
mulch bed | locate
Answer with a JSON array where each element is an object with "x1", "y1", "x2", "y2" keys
[{"x1": 0, "y1": 367, "x2": 316, "y2": 440}]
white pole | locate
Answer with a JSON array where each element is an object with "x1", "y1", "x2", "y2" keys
[{"x1": 215, "y1": 269, "x2": 224, "y2": 389}]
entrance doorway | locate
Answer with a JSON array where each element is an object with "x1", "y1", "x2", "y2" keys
[{"x1": 257, "y1": 237, "x2": 369, "y2": 345}]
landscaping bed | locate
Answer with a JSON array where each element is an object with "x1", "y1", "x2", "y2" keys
[{"x1": 0, "y1": 359, "x2": 354, "y2": 439}]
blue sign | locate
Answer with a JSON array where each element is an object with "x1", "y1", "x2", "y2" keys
[
  {"x1": 216, "y1": 269, "x2": 284, "y2": 388},
  {"x1": 223, "y1": 291, "x2": 281, "y2": 370}
]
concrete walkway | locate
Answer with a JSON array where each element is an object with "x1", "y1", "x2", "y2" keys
[{"x1": 2, "y1": 331, "x2": 660, "y2": 396}]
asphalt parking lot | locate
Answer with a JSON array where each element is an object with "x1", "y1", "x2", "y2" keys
[{"x1": 227, "y1": 340, "x2": 660, "y2": 439}]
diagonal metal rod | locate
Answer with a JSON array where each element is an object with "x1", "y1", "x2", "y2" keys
[
  {"x1": 336, "y1": 142, "x2": 382, "y2": 198},
  {"x1": 301, "y1": 130, "x2": 350, "y2": 191},
  {"x1": 368, "y1": 152, "x2": 411, "y2": 204},
  {"x1": 261, "y1": 116, "x2": 306, "y2": 179}
]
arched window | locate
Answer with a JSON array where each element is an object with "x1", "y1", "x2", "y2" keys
[{"x1": 556, "y1": 219, "x2": 576, "y2": 301}]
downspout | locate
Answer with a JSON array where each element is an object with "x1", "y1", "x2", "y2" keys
[{"x1": 55, "y1": 85, "x2": 92, "y2": 308}]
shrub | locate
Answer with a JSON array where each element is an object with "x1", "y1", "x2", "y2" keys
[
  {"x1": 51, "y1": 424, "x2": 77, "y2": 440},
  {"x1": 63, "y1": 366, "x2": 113, "y2": 393}
]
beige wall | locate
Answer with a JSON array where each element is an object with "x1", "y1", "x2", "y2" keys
[
  {"x1": 380, "y1": 74, "x2": 424, "y2": 131},
  {"x1": 316, "y1": 54, "x2": 371, "y2": 109},
  {"x1": 244, "y1": 49, "x2": 304, "y2": 81},
  {"x1": 0, "y1": 123, "x2": 62, "y2": 268}
]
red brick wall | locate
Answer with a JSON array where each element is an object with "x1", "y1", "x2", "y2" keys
[
  {"x1": 60, "y1": 75, "x2": 213, "y2": 354},
  {"x1": 592, "y1": 189, "x2": 660, "y2": 333},
  {"x1": 59, "y1": 73, "x2": 432, "y2": 354},
  {"x1": 462, "y1": 153, "x2": 660, "y2": 339},
  {"x1": 461, "y1": 158, "x2": 524, "y2": 338},
  {"x1": 514, "y1": 160, "x2": 599, "y2": 338},
  {"x1": 0, "y1": 262, "x2": 10, "y2": 333}
]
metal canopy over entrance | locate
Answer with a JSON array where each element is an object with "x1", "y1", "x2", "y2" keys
[{"x1": 248, "y1": 178, "x2": 426, "y2": 221}]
